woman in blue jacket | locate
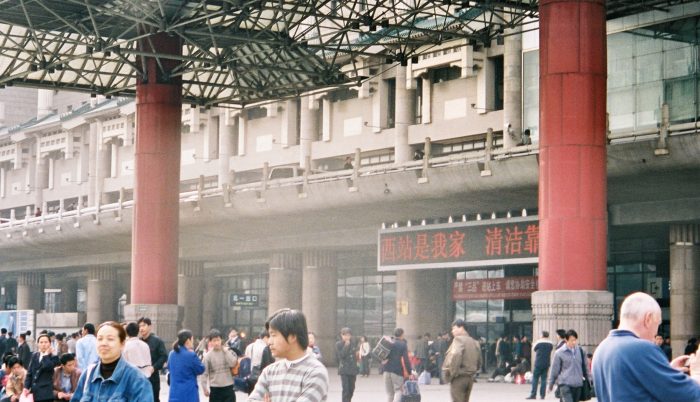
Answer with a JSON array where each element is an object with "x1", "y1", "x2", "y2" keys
[
  {"x1": 70, "y1": 321, "x2": 153, "y2": 402},
  {"x1": 167, "y1": 329, "x2": 205, "y2": 402},
  {"x1": 23, "y1": 333, "x2": 60, "y2": 402}
]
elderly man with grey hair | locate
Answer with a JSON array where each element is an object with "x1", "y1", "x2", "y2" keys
[{"x1": 592, "y1": 292, "x2": 700, "y2": 402}]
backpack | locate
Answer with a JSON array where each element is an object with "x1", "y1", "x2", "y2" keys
[{"x1": 372, "y1": 336, "x2": 393, "y2": 361}]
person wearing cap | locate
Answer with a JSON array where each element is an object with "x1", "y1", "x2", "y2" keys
[
  {"x1": 335, "y1": 327, "x2": 359, "y2": 402},
  {"x1": 442, "y1": 319, "x2": 481, "y2": 402}
]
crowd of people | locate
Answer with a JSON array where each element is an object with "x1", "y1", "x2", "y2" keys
[{"x1": 0, "y1": 292, "x2": 699, "y2": 402}]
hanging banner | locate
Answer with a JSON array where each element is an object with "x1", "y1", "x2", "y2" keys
[
  {"x1": 452, "y1": 276, "x2": 538, "y2": 300},
  {"x1": 378, "y1": 216, "x2": 538, "y2": 271}
]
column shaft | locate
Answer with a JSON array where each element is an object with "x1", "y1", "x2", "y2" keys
[
  {"x1": 218, "y1": 112, "x2": 236, "y2": 188},
  {"x1": 126, "y1": 32, "x2": 183, "y2": 344},
  {"x1": 178, "y1": 261, "x2": 204, "y2": 337},
  {"x1": 533, "y1": 0, "x2": 612, "y2": 351},
  {"x1": 670, "y1": 224, "x2": 700, "y2": 358},
  {"x1": 202, "y1": 277, "x2": 219, "y2": 337},
  {"x1": 61, "y1": 280, "x2": 78, "y2": 312},
  {"x1": 538, "y1": 0, "x2": 608, "y2": 291},
  {"x1": 503, "y1": 26, "x2": 523, "y2": 148},
  {"x1": 299, "y1": 96, "x2": 318, "y2": 169},
  {"x1": 268, "y1": 253, "x2": 302, "y2": 314},
  {"x1": 87, "y1": 266, "x2": 118, "y2": 324},
  {"x1": 17, "y1": 272, "x2": 44, "y2": 311},
  {"x1": 302, "y1": 251, "x2": 337, "y2": 364},
  {"x1": 394, "y1": 66, "x2": 413, "y2": 163},
  {"x1": 131, "y1": 33, "x2": 182, "y2": 305},
  {"x1": 395, "y1": 269, "x2": 451, "y2": 352}
]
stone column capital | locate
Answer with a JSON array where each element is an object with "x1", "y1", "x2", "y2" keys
[
  {"x1": 178, "y1": 260, "x2": 204, "y2": 276},
  {"x1": 670, "y1": 224, "x2": 700, "y2": 245},
  {"x1": 88, "y1": 265, "x2": 118, "y2": 281},
  {"x1": 18, "y1": 272, "x2": 44, "y2": 286}
]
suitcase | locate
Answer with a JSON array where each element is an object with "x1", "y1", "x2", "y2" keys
[
  {"x1": 401, "y1": 380, "x2": 421, "y2": 402},
  {"x1": 372, "y1": 336, "x2": 393, "y2": 361}
]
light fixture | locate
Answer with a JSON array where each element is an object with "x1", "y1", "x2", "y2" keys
[
  {"x1": 448, "y1": 216, "x2": 453, "y2": 223},
  {"x1": 421, "y1": 219, "x2": 426, "y2": 226},
  {"x1": 506, "y1": 211, "x2": 512, "y2": 218},
  {"x1": 491, "y1": 212, "x2": 496, "y2": 219},
  {"x1": 476, "y1": 214, "x2": 482, "y2": 220},
  {"x1": 407, "y1": 220, "x2": 412, "y2": 227},
  {"x1": 522, "y1": 209, "x2": 527, "y2": 217},
  {"x1": 381, "y1": 222, "x2": 386, "y2": 229},
  {"x1": 462, "y1": 215, "x2": 467, "y2": 222}
]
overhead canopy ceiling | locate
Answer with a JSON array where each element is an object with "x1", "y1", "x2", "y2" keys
[{"x1": 0, "y1": 0, "x2": 693, "y2": 106}]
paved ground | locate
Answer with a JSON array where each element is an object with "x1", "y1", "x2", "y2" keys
[{"x1": 159, "y1": 372, "x2": 591, "y2": 401}]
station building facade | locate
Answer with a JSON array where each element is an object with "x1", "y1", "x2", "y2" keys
[{"x1": 0, "y1": 3, "x2": 699, "y2": 361}]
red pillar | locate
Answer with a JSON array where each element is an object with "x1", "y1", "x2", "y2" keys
[
  {"x1": 538, "y1": 0, "x2": 607, "y2": 291},
  {"x1": 131, "y1": 33, "x2": 182, "y2": 304}
]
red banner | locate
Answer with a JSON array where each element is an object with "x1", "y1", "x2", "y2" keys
[{"x1": 452, "y1": 276, "x2": 538, "y2": 301}]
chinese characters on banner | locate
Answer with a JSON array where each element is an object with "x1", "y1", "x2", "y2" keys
[
  {"x1": 452, "y1": 277, "x2": 538, "y2": 301},
  {"x1": 378, "y1": 217, "x2": 538, "y2": 271}
]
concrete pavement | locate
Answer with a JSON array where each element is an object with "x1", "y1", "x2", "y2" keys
[{"x1": 160, "y1": 372, "x2": 590, "y2": 401}]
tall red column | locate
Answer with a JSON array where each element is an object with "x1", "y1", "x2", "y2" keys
[
  {"x1": 532, "y1": 0, "x2": 613, "y2": 352},
  {"x1": 126, "y1": 33, "x2": 182, "y2": 337},
  {"x1": 538, "y1": 0, "x2": 607, "y2": 291}
]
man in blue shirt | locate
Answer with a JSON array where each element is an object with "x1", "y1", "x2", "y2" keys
[
  {"x1": 527, "y1": 330, "x2": 554, "y2": 399},
  {"x1": 593, "y1": 292, "x2": 700, "y2": 402},
  {"x1": 75, "y1": 322, "x2": 98, "y2": 370}
]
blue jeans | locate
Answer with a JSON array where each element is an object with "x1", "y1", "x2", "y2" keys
[{"x1": 529, "y1": 366, "x2": 548, "y2": 398}]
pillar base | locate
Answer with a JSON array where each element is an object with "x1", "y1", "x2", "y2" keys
[
  {"x1": 531, "y1": 290, "x2": 613, "y2": 352},
  {"x1": 124, "y1": 304, "x2": 182, "y2": 344}
]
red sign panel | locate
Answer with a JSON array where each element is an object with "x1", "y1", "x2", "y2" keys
[
  {"x1": 378, "y1": 217, "x2": 538, "y2": 271},
  {"x1": 452, "y1": 276, "x2": 538, "y2": 301}
]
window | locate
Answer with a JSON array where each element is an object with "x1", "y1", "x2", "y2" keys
[
  {"x1": 246, "y1": 107, "x2": 267, "y2": 120},
  {"x1": 431, "y1": 66, "x2": 461, "y2": 84},
  {"x1": 385, "y1": 78, "x2": 396, "y2": 128},
  {"x1": 415, "y1": 78, "x2": 423, "y2": 124},
  {"x1": 492, "y1": 55, "x2": 504, "y2": 111}
]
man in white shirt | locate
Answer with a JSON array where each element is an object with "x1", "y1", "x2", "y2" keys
[
  {"x1": 75, "y1": 323, "x2": 98, "y2": 370},
  {"x1": 122, "y1": 321, "x2": 153, "y2": 377},
  {"x1": 245, "y1": 331, "x2": 269, "y2": 369}
]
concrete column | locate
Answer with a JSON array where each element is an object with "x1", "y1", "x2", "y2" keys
[
  {"x1": 61, "y1": 279, "x2": 78, "y2": 312},
  {"x1": 110, "y1": 141, "x2": 118, "y2": 178},
  {"x1": 670, "y1": 224, "x2": 700, "y2": 358},
  {"x1": 302, "y1": 251, "x2": 337, "y2": 364},
  {"x1": 201, "y1": 276, "x2": 219, "y2": 336},
  {"x1": 395, "y1": 269, "x2": 451, "y2": 351},
  {"x1": 421, "y1": 76, "x2": 432, "y2": 125},
  {"x1": 202, "y1": 114, "x2": 219, "y2": 162},
  {"x1": 1, "y1": 166, "x2": 6, "y2": 198},
  {"x1": 299, "y1": 96, "x2": 319, "y2": 169},
  {"x1": 87, "y1": 266, "x2": 118, "y2": 324},
  {"x1": 37, "y1": 89, "x2": 54, "y2": 119},
  {"x1": 34, "y1": 154, "x2": 48, "y2": 207},
  {"x1": 125, "y1": 32, "x2": 183, "y2": 344},
  {"x1": 178, "y1": 260, "x2": 204, "y2": 336},
  {"x1": 268, "y1": 253, "x2": 302, "y2": 315},
  {"x1": 321, "y1": 98, "x2": 332, "y2": 141},
  {"x1": 87, "y1": 121, "x2": 101, "y2": 206},
  {"x1": 218, "y1": 111, "x2": 236, "y2": 188},
  {"x1": 394, "y1": 66, "x2": 414, "y2": 164},
  {"x1": 503, "y1": 25, "x2": 523, "y2": 148},
  {"x1": 17, "y1": 272, "x2": 44, "y2": 312},
  {"x1": 47, "y1": 157, "x2": 55, "y2": 190},
  {"x1": 237, "y1": 114, "x2": 247, "y2": 156}
]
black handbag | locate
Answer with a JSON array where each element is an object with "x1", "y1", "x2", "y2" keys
[{"x1": 579, "y1": 348, "x2": 592, "y2": 401}]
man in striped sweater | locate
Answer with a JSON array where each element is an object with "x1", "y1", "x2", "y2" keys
[{"x1": 249, "y1": 309, "x2": 329, "y2": 402}]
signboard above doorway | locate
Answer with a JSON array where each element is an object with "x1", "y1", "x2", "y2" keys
[{"x1": 378, "y1": 216, "x2": 538, "y2": 271}]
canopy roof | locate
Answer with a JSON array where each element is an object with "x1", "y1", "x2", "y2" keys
[{"x1": 0, "y1": 0, "x2": 692, "y2": 106}]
